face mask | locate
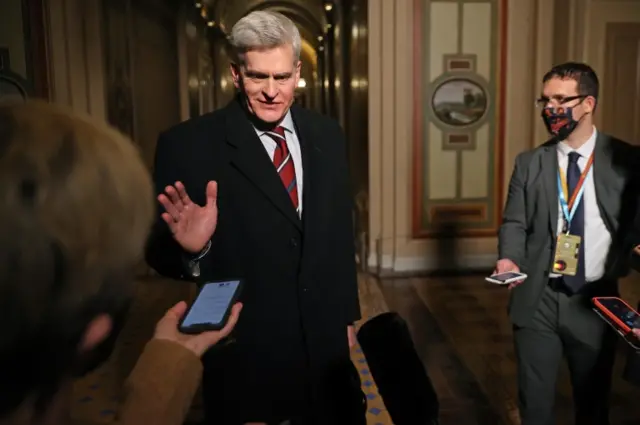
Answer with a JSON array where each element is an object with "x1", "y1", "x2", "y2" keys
[{"x1": 541, "y1": 106, "x2": 582, "y2": 140}]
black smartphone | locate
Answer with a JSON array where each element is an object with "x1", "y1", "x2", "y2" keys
[{"x1": 178, "y1": 279, "x2": 243, "y2": 334}]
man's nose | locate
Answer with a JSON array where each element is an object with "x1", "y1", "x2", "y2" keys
[{"x1": 263, "y1": 78, "x2": 278, "y2": 99}]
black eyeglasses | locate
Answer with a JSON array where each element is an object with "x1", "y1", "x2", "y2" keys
[{"x1": 535, "y1": 95, "x2": 586, "y2": 108}]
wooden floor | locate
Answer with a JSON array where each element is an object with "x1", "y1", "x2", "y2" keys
[
  {"x1": 71, "y1": 272, "x2": 640, "y2": 424},
  {"x1": 373, "y1": 272, "x2": 640, "y2": 425}
]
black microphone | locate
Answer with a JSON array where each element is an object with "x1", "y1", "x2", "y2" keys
[{"x1": 357, "y1": 312, "x2": 439, "y2": 425}]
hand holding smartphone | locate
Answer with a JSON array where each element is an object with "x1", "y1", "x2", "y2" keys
[
  {"x1": 485, "y1": 271, "x2": 528, "y2": 285},
  {"x1": 153, "y1": 298, "x2": 242, "y2": 358},
  {"x1": 178, "y1": 279, "x2": 244, "y2": 334},
  {"x1": 592, "y1": 297, "x2": 640, "y2": 350}
]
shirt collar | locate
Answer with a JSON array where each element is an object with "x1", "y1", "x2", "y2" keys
[
  {"x1": 557, "y1": 126, "x2": 597, "y2": 158},
  {"x1": 254, "y1": 109, "x2": 294, "y2": 135},
  {"x1": 279, "y1": 109, "x2": 294, "y2": 133}
]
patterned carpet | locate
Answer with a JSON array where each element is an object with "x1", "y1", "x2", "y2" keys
[{"x1": 71, "y1": 275, "x2": 393, "y2": 424}]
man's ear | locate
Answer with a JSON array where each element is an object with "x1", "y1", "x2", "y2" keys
[
  {"x1": 584, "y1": 96, "x2": 597, "y2": 114},
  {"x1": 230, "y1": 63, "x2": 241, "y2": 89},
  {"x1": 79, "y1": 314, "x2": 112, "y2": 352}
]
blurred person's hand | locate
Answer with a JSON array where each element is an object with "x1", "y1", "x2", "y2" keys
[
  {"x1": 493, "y1": 258, "x2": 524, "y2": 290},
  {"x1": 154, "y1": 301, "x2": 242, "y2": 357},
  {"x1": 634, "y1": 245, "x2": 640, "y2": 256},
  {"x1": 158, "y1": 180, "x2": 218, "y2": 254}
]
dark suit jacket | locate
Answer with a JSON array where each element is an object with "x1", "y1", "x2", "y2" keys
[
  {"x1": 499, "y1": 133, "x2": 640, "y2": 327},
  {"x1": 145, "y1": 97, "x2": 361, "y2": 422}
]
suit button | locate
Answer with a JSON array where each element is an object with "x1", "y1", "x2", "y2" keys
[{"x1": 290, "y1": 238, "x2": 298, "y2": 247}]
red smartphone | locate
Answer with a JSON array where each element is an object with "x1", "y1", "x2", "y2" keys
[{"x1": 592, "y1": 297, "x2": 640, "y2": 334}]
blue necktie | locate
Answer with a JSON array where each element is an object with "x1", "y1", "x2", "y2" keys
[{"x1": 563, "y1": 151, "x2": 586, "y2": 292}]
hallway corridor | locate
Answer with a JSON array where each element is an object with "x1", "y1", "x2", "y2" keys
[{"x1": 70, "y1": 273, "x2": 640, "y2": 425}]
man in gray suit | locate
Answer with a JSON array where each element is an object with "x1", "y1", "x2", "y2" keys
[{"x1": 496, "y1": 62, "x2": 640, "y2": 425}]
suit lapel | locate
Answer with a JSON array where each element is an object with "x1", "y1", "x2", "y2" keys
[
  {"x1": 290, "y1": 105, "x2": 325, "y2": 236},
  {"x1": 593, "y1": 133, "x2": 617, "y2": 232},
  {"x1": 542, "y1": 144, "x2": 559, "y2": 236},
  {"x1": 224, "y1": 99, "x2": 301, "y2": 230}
]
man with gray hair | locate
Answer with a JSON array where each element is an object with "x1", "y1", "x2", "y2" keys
[{"x1": 146, "y1": 10, "x2": 364, "y2": 425}]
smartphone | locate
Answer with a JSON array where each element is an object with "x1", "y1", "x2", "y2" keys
[
  {"x1": 485, "y1": 271, "x2": 528, "y2": 285},
  {"x1": 178, "y1": 279, "x2": 243, "y2": 334},
  {"x1": 592, "y1": 297, "x2": 640, "y2": 334}
]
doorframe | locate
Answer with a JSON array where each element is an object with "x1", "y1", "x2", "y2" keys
[
  {"x1": 22, "y1": 0, "x2": 50, "y2": 99},
  {"x1": 601, "y1": 22, "x2": 640, "y2": 141}
]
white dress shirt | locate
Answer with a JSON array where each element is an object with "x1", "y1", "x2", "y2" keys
[
  {"x1": 253, "y1": 110, "x2": 304, "y2": 216},
  {"x1": 550, "y1": 127, "x2": 611, "y2": 281}
]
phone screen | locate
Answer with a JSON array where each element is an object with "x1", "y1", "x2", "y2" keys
[
  {"x1": 491, "y1": 272, "x2": 524, "y2": 282},
  {"x1": 182, "y1": 280, "x2": 240, "y2": 327},
  {"x1": 598, "y1": 298, "x2": 639, "y2": 328}
]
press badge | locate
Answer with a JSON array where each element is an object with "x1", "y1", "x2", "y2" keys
[{"x1": 552, "y1": 233, "x2": 581, "y2": 276}]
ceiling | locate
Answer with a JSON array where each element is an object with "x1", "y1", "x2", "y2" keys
[{"x1": 204, "y1": 0, "x2": 334, "y2": 44}]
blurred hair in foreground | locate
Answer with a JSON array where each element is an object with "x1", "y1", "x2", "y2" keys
[{"x1": 0, "y1": 100, "x2": 153, "y2": 418}]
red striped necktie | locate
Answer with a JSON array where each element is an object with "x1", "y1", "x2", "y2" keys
[{"x1": 266, "y1": 126, "x2": 299, "y2": 211}]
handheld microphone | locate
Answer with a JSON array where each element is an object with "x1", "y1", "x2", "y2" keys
[{"x1": 357, "y1": 312, "x2": 439, "y2": 425}]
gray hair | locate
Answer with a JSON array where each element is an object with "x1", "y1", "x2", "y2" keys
[{"x1": 229, "y1": 11, "x2": 301, "y2": 65}]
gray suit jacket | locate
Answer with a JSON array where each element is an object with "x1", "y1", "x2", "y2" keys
[{"x1": 499, "y1": 132, "x2": 640, "y2": 327}]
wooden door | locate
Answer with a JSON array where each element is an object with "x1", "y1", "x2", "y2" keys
[
  {"x1": 602, "y1": 22, "x2": 640, "y2": 145},
  {"x1": 131, "y1": 4, "x2": 181, "y2": 169}
]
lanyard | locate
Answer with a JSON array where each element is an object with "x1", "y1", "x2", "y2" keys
[{"x1": 556, "y1": 153, "x2": 594, "y2": 232}]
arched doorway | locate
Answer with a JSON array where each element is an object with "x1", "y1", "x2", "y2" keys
[{"x1": 0, "y1": 49, "x2": 30, "y2": 104}]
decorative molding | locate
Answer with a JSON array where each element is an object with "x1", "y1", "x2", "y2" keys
[
  {"x1": 429, "y1": 204, "x2": 486, "y2": 224},
  {"x1": 393, "y1": 253, "x2": 496, "y2": 272},
  {"x1": 442, "y1": 132, "x2": 475, "y2": 150},
  {"x1": 443, "y1": 53, "x2": 477, "y2": 73},
  {"x1": 367, "y1": 252, "x2": 496, "y2": 273},
  {"x1": 411, "y1": 0, "x2": 508, "y2": 239}
]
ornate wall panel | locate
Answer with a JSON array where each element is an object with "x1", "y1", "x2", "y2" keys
[{"x1": 412, "y1": 0, "x2": 507, "y2": 237}]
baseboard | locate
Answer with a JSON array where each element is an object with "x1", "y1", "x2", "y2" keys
[{"x1": 367, "y1": 253, "x2": 497, "y2": 275}]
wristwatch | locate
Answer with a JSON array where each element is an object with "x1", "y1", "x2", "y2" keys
[{"x1": 186, "y1": 240, "x2": 212, "y2": 277}]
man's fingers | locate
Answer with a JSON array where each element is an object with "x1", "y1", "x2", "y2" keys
[
  {"x1": 158, "y1": 194, "x2": 181, "y2": 221},
  {"x1": 206, "y1": 181, "x2": 218, "y2": 208},
  {"x1": 161, "y1": 212, "x2": 175, "y2": 227},
  {"x1": 175, "y1": 181, "x2": 192, "y2": 205},
  {"x1": 165, "y1": 185, "x2": 185, "y2": 211},
  {"x1": 508, "y1": 280, "x2": 524, "y2": 290}
]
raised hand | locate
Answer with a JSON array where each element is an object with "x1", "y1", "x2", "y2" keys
[{"x1": 158, "y1": 180, "x2": 218, "y2": 254}]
